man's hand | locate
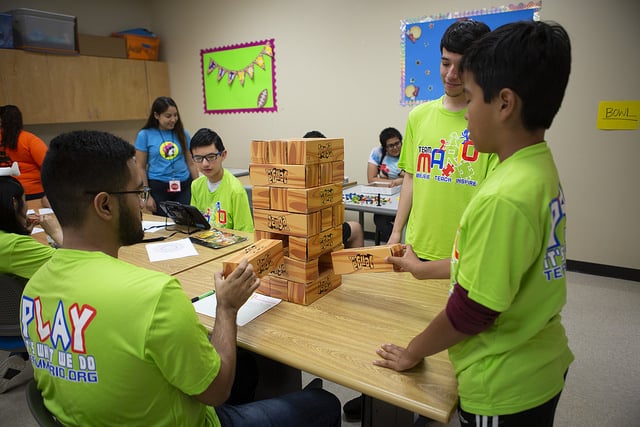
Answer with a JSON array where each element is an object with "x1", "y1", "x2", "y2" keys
[
  {"x1": 373, "y1": 343, "x2": 423, "y2": 372},
  {"x1": 214, "y1": 258, "x2": 260, "y2": 312}
]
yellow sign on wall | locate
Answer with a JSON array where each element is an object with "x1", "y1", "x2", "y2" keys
[{"x1": 597, "y1": 101, "x2": 640, "y2": 130}]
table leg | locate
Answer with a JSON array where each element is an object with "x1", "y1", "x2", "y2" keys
[
  {"x1": 359, "y1": 211, "x2": 365, "y2": 227},
  {"x1": 362, "y1": 395, "x2": 415, "y2": 427}
]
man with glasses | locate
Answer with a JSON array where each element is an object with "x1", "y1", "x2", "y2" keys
[
  {"x1": 20, "y1": 130, "x2": 341, "y2": 427},
  {"x1": 189, "y1": 128, "x2": 254, "y2": 232}
]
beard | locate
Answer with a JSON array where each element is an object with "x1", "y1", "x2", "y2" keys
[{"x1": 117, "y1": 198, "x2": 145, "y2": 246}]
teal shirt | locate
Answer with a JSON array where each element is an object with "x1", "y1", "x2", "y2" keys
[
  {"x1": 190, "y1": 169, "x2": 254, "y2": 232},
  {"x1": 449, "y1": 142, "x2": 573, "y2": 415}
]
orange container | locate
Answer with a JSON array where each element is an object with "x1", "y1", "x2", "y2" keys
[{"x1": 112, "y1": 33, "x2": 159, "y2": 60}]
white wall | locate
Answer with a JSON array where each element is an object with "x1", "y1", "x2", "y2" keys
[{"x1": 4, "y1": 0, "x2": 640, "y2": 269}]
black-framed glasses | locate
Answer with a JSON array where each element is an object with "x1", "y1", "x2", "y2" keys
[
  {"x1": 192, "y1": 152, "x2": 222, "y2": 163},
  {"x1": 386, "y1": 141, "x2": 402, "y2": 150},
  {"x1": 85, "y1": 187, "x2": 151, "y2": 202}
]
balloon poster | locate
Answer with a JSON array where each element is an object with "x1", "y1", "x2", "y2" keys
[
  {"x1": 401, "y1": 3, "x2": 540, "y2": 106},
  {"x1": 200, "y1": 39, "x2": 277, "y2": 114}
]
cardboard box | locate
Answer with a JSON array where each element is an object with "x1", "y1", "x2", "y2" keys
[
  {"x1": 330, "y1": 244, "x2": 405, "y2": 275},
  {"x1": 78, "y1": 33, "x2": 126, "y2": 58},
  {"x1": 253, "y1": 209, "x2": 320, "y2": 237},
  {"x1": 249, "y1": 163, "x2": 319, "y2": 189},
  {"x1": 288, "y1": 225, "x2": 343, "y2": 261},
  {"x1": 112, "y1": 32, "x2": 159, "y2": 60},
  {"x1": 222, "y1": 239, "x2": 283, "y2": 278},
  {"x1": 11, "y1": 8, "x2": 78, "y2": 54},
  {"x1": 288, "y1": 138, "x2": 344, "y2": 164},
  {"x1": 287, "y1": 270, "x2": 341, "y2": 305}
]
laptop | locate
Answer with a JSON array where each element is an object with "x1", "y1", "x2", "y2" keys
[{"x1": 159, "y1": 201, "x2": 211, "y2": 233}]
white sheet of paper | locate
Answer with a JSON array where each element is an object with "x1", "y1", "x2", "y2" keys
[
  {"x1": 31, "y1": 227, "x2": 44, "y2": 234},
  {"x1": 39, "y1": 208, "x2": 54, "y2": 215},
  {"x1": 143, "y1": 220, "x2": 174, "y2": 233},
  {"x1": 193, "y1": 293, "x2": 281, "y2": 326},
  {"x1": 145, "y1": 238, "x2": 199, "y2": 262}
]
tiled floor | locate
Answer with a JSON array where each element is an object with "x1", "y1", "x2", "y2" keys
[{"x1": 3, "y1": 270, "x2": 639, "y2": 426}]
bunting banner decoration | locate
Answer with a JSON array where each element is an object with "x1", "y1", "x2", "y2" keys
[
  {"x1": 400, "y1": 3, "x2": 540, "y2": 106},
  {"x1": 200, "y1": 39, "x2": 277, "y2": 114}
]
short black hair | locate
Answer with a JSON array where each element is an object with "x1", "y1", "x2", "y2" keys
[
  {"x1": 460, "y1": 20, "x2": 572, "y2": 131},
  {"x1": 440, "y1": 19, "x2": 491, "y2": 54},
  {"x1": 42, "y1": 131, "x2": 136, "y2": 227},
  {"x1": 303, "y1": 130, "x2": 325, "y2": 138},
  {"x1": 190, "y1": 128, "x2": 225, "y2": 154},
  {"x1": 0, "y1": 176, "x2": 29, "y2": 235}
]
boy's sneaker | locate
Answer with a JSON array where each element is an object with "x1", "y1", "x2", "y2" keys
[{"x1": 0, "y1": 354, "x2": 31, "y2": 393}]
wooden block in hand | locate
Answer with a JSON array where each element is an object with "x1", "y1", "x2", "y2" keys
[
  {"x1": 330, "y1": 244, "x2": 405, "y2": 275},
  {"x1": 222, "y1": 239, "x2": 284, "y2": 278}
]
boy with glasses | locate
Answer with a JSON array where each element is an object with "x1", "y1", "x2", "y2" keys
[{"x1": 190, "y1": 128, "x2": 254, "y2": 232}]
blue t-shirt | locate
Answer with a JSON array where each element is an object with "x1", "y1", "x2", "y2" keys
[
  {"x1": 368, "y1": 147, "x2": 402, "y2": 179},
  {"x1": 135, "y1": 128, "x2": 192, "y2": 182}
]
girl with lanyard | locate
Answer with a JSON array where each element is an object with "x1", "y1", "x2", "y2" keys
[{"x1": 135, "y1": 97, "x2": 198, "y2": 215}]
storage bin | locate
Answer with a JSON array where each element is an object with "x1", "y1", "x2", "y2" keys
[
  {"x1": 11, "y1": 8, "x2": 77, "y2": 54},
  {"x1": 0, "y1": 13, "x2": 12, "y2": 48},
  {"x1": 112, "y1": 29, "x2": 159, "y2": 60}
]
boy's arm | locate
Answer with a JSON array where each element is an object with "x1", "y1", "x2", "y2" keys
[
  {"x1": 386, "y1": 245, "x2": 450, "y2": 279},
  {"x1": 373, "y1": 309, "x2": 468, "y2": 371},
  {"x1": 387, "y1": 172, "x2": 413, "y2": 244}
]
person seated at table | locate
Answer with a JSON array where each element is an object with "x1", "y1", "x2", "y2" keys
[
  {"x1": 303, "y1": 130, "x2": 364, "y2": 248},
  {"x1": 367, "y1": 127, "x2": 405, "y2": 243},
  {"x1": 189, "y1": 128, "x2": 254, "y2": 232},
  {"x1": 21, "y1": 130, "x2": 341, "y2": 427},
  {"x1": 0, "y1": 161, "x2": 62, "y2": 394}
]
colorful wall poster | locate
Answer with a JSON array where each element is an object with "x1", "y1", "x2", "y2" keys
[
  {"x1": 201, "y1": 39, "x2": 277, "y2": 114},
  {"x1": 401, "y1": 3, "x2": 540, "y2": 106}
]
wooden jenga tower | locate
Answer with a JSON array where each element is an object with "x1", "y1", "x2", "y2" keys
[{"x1": 249, "y1": 137, "x2": 345, "y2": 305}]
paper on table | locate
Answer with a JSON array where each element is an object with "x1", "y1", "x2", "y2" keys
[
  {"x1": 146, "y1": 238, "x2": 199, "y2": 262},
  {"x1": 193, "y1": 293, "x2": 281, "y2": 326}
]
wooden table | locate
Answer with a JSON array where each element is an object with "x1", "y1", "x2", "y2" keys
[
  {"x1": 176, "y1": 262, "x2": 458, "y2": 424},
  {"x1": 109, "y1": 214, "x2": 252, "y2": 275}
]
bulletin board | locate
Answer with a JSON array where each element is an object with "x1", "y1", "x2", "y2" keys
[
  {"x1": 201, "y1": 39, "x2": 277, "y2": 114},
  {"x1": 401, "y1": 3, "x2": 540, "y2": 106}
]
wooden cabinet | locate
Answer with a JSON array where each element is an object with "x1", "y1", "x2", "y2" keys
[{"x1": 0, "y1": 49, "x2": 170, "y2": 124}]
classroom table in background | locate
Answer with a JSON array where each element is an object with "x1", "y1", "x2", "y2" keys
[{"x1": 176, "y1": 261, "x2": 458, "y2": 425}]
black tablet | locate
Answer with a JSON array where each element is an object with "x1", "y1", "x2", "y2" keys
[{"x1": 159, "y1": 201, "x2": 211, "y2": 232}]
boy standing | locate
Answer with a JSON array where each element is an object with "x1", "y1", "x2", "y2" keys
[
  {"x1": 190, "y1": 128, "x2": 254, "y2": 232},
  {"x1": 375, "y1": 21, "x2": 574, "y2": 426}
]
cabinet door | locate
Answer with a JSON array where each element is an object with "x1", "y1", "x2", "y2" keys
[
  {"x1": 97, "y1": 57, "x2": 149, "y2": 121},
  {"x1": 0, "y1": 50, "x2": 55, "y2": 124},
  {"x1": 145, "y1": 60, "x2": 170, "y2": 106}
]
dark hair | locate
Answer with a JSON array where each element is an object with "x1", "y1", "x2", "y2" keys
[
  {"x1": 460, "y1": 20, "x2": 572, "y2": 131},
  {"x1": 440, "y1": 19, "x2": 491, "y2": 54},
  {"x1": 0, "y1": 105, "x2": 24, "y2": 150},
  {"x1": 303, "y1": 130, "x2": 326, "y2": 138},
  {"x1": 141, "y1": 96, "x2": 188, "y2": 156},
  {"x1": 378, "y1": 127, "x2": 402, "y2": 164},
  {"x1": 0, "y1": 176, "x2": 29, "y2": 235},
  {"x1": 190, "y1": 128, "x2": 225, "y2": 154},
  {"x1": 41, "y1": 131, "x2": 136, "y2": 228}
]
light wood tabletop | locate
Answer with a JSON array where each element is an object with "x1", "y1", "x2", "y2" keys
[
  {"x1": 175, "y1": 262, "x2": 459, "y2": 423},
  {"x1": 117, "y1": 225, "x2": 254, "y2": 276}
]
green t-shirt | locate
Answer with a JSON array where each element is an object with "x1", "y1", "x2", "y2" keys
[
  {"x1": 0, "y1": 230, "x2": 55, "y2": 278},
  {"x1": 190, "y1": 169, "x2": 254, "y2": 232},
  {"x1": 449, "y1": 142, "x2": 574, "y2": 415},
  {"x1": 398, "y1": 96, "x2": 497, "y2": 260},
  {"x1": 21, "y1": 249, "x2": 221, "y2": 427}
]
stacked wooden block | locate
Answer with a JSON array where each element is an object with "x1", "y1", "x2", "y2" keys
[{"x1": 249, "y1": 137, "x2": 345, "y2": 305}]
